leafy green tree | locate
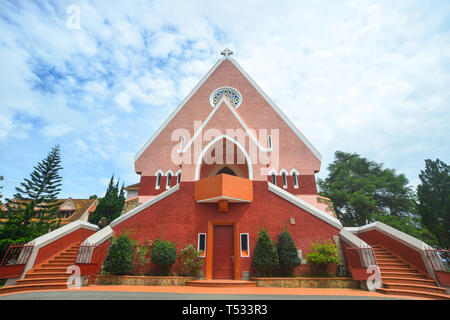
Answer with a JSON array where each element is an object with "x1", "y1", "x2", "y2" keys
[
  {"x1": 277, "y1": 230, "x2": 300, "y2": 276},
  {"x1": 89, "y1": 175, "x2": 125, "y2": 226},
  {"x1": 103, "y1": 233, "x2": 134, "y2": 275},
  {"x1": 318, "y1": 151, "x2": 415, "y2": 227},
  {"x1": 417, "y1": 159, "x2": 450, "y2": 249},
  {"x1": 252, "y1": 229, "x2": 279, "y2": 277},
  {"x1": 151, "y1": 239, "x2": 177, "y2": 276},
  {"x1": 0, "y1": 145, "x2": 63, "y2": 258},
  {"x1": 179, "y1": 244, "x2": 203, "y2": 277}
]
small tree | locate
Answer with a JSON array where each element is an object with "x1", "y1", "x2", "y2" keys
[
  {"x1": 151, "y1": 239, "x2": 177, "y2": 276},
  {"x1": 306, "y1": 240, "x2": 340, "y2": 276},
  {"x1": 252, "y1": 229, "x2": 279, "y2": 277},
  {"x1": 89, "y1": 175, "x2": 125, "y2": 226},
  {"x1": 103, "y1": 233, "x2": 134, "y2": 275},
  {"x1": 277, "y1": 230, "x2": 301, "y2": 276},
  {"x1": 179, "y1": 244, "x2": 203, "y2": 277}
]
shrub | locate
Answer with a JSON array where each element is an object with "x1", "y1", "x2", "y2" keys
[
  {"x1": 179, "y1": 244, "x2": 203, "y2": 277},
  {"x1": 306, "y1": 240, "x2": 341, "y2": 276},
  {"x1": 103, "y1": 233, "x2": 134, "y2": 275},
  {"x1": 132, "y1": 239, "x2": 152, "y2": 275},
  {"x1": 151, "y1": 239, "x2": 177, "y2": 275},
  {"x1": 277, "y1": 230, "x2": 301, "y2": 276},
  {"x1": 252, "y1": 229, "x2": 279, "y2": 276}
]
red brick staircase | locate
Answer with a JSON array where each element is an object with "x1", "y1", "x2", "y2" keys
[
  {"x1": 0, "y1": 242, "x2": 81, "y2": 295},
  {"x1": 373, "y1": 244, "x2": 449, "y2": 300}
]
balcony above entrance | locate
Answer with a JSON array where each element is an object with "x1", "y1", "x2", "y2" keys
[{"x1": 194, "y1": 174, "x2": 253, "y2": 212}]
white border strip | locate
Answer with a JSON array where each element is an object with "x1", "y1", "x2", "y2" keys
[
  {"x1": 345, "y1": 221, "x2": 436, "y2": 281},
  {"x1": 22, "y1": 220, "x2": 98, "y2": 276},
  {"x1": 134, "y1": 58, "x2": 225, "y2": 162},
  {"x1": 267, "y1": 182, "x2": 342, "y2": 229},
  {"x1": 110, "y1": 184, "x2": 180, "y2": 228}
]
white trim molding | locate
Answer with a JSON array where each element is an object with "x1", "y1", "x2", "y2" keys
[
  {"x1": 290, "y1": 169, "x2": 299, "y2": 189},
  {"x1": 22, "y1": 221, "x2": 98, "y2": 276},
  {"x1": 345, "y1": 221, "x2": 436, "y2": 281},
  {"x1": 268, "y1": 182, "x2": 342, "y2": 230},
  {"x1": 240, "y1": 233, "x2": 250, "y2": 258},
  {"x1": 110, "y1": 184, "x2": 180, "y2": 228},
  {"x1": 194, "y1": 134, "x2": 254, "y2": 181}
]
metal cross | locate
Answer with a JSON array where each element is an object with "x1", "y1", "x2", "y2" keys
[{"x1": 221, "y1": 48, "x2": 233, "y2": 57}]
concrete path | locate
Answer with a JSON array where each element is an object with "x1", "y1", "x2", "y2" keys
[{"x1": 0, "y1": 285, "x2": 416, "y2": 300}]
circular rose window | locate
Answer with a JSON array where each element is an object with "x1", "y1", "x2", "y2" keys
[{"x1": 210, "y1": 87, "x2": 242, "y2": 108}]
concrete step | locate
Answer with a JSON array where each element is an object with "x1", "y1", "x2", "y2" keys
[
  {"x1": 377, "y1": 288, "x2": 449, "y2": 300},
  {"x1": 380, "y1": 271, "x2": 428, "y2": 279},
  {"x1": 41, "y1": 262, "x2": 74, "y2": 268},
  {"x1": 383, "y1": 282, "x2": 447, "y2": 295},
  {"x1": 0, "y1": 283, "x2": 67, "y2": 295},
  {"x1": 378, "y1": 262, "x2": 410, "y2": 267},
  {"x1": 16, "y1": 277, "x2": 69, "y2": 285},
  {"x1": 381, "y1": 277, "x2": 437, "y2": 286},
  {"x1": 32, "y1": 267, "x2": 69, "y2": 273},
  {"x1": 379, "y1": 266, "x2": 417, "y2": 273},
  {"x1": 186, "y1": 280, "x2": 257, "y2": 288},
  {"x1": 25, "y1": 272, "x2": 69, "y2": 279}
]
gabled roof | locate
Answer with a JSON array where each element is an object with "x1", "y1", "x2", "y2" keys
[{"x1": 134, "y1": 53, "x2": 321, "y2": 162}]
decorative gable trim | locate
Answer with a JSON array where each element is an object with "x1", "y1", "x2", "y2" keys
[
  {"x1": 228, "y1": 57, "x2": 322, "y2": 161},
  {"x1": 180, "y1": 95, "x2": 271, "y2": 154},
  {"x1": 134, "y1": 58, "x2": 226, "y2": 162},
  {"x1": 268, "y1": 182, "x2": 342, "y2": 229}
]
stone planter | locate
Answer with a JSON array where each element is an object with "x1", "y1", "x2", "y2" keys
[
  {"x1": 251, "y1": 277, "x2": 359, "y2": 289},
  {"x1": 93, "y1": 275, "x2": 195, "y2": 286}
]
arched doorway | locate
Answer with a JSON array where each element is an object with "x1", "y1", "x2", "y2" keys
[{"x1": 195, "y1": 135, "x2": 253, "y2": 180}]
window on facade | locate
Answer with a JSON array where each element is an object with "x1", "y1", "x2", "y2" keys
[
  {"x1": 177, "y1": 172, "x2": 181, "y2": 184},
  {"x1": 282, "y1": 172, "x2": 287, "y2": 188},
  {"x1": 292, "y1": 172, "x2": 299, "y2": 188},
  {"x1": 156, "y1": 172, "x2": 162, "y2": 189},
  {"x1": 240, "y1": 233, "x2": 250, "y2": 257},
  {"x1": 271, "y1": 173, "x2": 277, "y2": 185},
  {"x1": 166, "y1": 173, "x2": 172, "y2": 189},
  {"x1": 198, "y1": 233, "x2": 206, "y2": 257},
  {"x1": 268, "y1": 135, "x2": 272, "y2": 149},
  {"x1": 180, "y1": 136, "x2": 185, "y2": 149},
  {"x1": 210, "y1": 87, "x2": 242, "y2": 108}
]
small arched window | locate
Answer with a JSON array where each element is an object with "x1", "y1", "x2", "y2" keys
[
  {"x1": 155, "y1": 171, "x2": 162, "y2": 189},
  {"x1": 281, "y1": 171, "x2": 288, "y2": 188},
  {"x1": 166, "y1": 171, "x2": 173, "y2": 189},
  {"x1": 177, "y1": 171, "x2": 182, "y2": 184},
  {"x1": 292, "y1": 170, "x2": 299, "y2": 189},
  {"x1": 271, "y1": 173, "x2": 277, "y2": 185}
]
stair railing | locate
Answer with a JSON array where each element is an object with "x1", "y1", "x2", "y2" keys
[
  {"x1": 76, "y1": 243, "x2": 98, "y2": 264},
  {"x1": 0, "y1": 243, "x2": 34, "y2": 266},
  {"x1": 425, "y1": 249, "x2": 449, "y2": 272}
]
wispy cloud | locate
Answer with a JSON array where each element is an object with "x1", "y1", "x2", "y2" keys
[{"x1": 0, "y1": 0, "x2": 449, "y2": 198}]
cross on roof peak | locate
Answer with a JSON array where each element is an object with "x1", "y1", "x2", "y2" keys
[{"x1": 221, "y1": 48, "x2": 233, "y2": 57}]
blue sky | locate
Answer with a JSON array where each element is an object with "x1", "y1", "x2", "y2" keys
[{"x1": 0, "y1": 0, "x2": 449, "y2": 199}]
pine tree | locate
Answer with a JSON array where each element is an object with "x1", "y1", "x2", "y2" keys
[
  {"x1": 277, "y1": 230, "x2": 301, "y2": 276},
  {"x1": 0, "y1": 176, "x2": 4, "y2": 204},
  {"x1": 0, "y1": 145, "x2": 63, "y2": 258},
  {"x1": 89, "y1": 174, "x2": 126, "y2": 226}
]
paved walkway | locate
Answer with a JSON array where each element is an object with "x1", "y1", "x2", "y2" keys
[{"x1": 0, "y1": 285, "x2": 418, "y2": 300}]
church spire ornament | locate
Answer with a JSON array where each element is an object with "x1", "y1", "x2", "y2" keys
[{"x1": 221, "y1": 48, "x2": 233, "y2": 57}]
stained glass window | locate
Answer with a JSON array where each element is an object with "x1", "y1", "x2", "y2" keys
[{"x1": 210, "y1": 87, "x2": 241, "y2": 108}]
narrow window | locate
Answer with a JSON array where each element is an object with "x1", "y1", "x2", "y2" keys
[
  {"x1": 166, "y1": 173, "x2": 172, "y2": 189},
  {"x1": 271, "y1": 173, "x2": 277, "y2": 185},
  {"x1": 292, "y1": 172, "x2": 299, "y2": 188},
  {"x1": 156, "y1": 172, "x2": 162, "y2": 189},
  {"x1": 177, "y1": 172, "x2": 181, "y2": 184},
  {"x1": 282, "y1": 172, "x2": 287, "y2": 188},
  {"x1": 180, "y1": 136, "x2": 185, "y2": 149},
  {"x1": 198, "y1": 233, "x2": 206, "y2": 257},
  {"x1": 240, "y1": 233, "x2": 250, "y2": 257},
  {"x1": 268, "y1": 135, "x2": 272, "y2": 149}
]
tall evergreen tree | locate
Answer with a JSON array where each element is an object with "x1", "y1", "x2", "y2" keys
[
  {"x1": 89, "y1": 175, "x2": 125, "y2": 226},
  {"x1": 0, "y1": 176, "x2": 4, "y2": 204},
  {"x1": 417, "y1": 159, "x2": 449, "y2": 249},
  {"x1": 0, "y1": 145, "x2": 63, "y2": 258},
  {"x1": 277, "y1": 230, "x2": 301, "y2": 276}
]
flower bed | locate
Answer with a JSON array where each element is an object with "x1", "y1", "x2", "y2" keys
[
  {"x1": 251, "y1": 277, "x2": 359, "y2": 289},
  {"x1": 93, "y1": 275, "x2": 195, "y2": 286}
]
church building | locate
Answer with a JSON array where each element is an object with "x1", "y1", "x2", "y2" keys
[{"x1": 113, "y1": 48, "x2": 343, "y2": 279}]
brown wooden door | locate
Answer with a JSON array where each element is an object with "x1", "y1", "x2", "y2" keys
[{"x1": 212, "y1": 225, "x2": 234, "y2": 279}]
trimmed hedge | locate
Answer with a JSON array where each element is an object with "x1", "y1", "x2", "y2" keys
[
  {"x1": 252, "y1": 229, "x2": 279, "y2": 276},
  {"x1": 151, "y1": 239, "x2": 177, "y2": 276},
  {"x1": 277, "y1": 230, "x2": 300, "y2": 276}
]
